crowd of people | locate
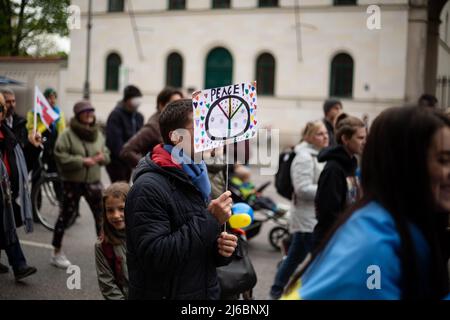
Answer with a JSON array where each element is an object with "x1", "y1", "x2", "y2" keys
[{"x1": 0, "y1": 83, "x2": 448, "y2": 300}]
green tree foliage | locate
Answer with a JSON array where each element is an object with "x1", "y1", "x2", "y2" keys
[{"x1": 0, "y1": 0, "x2": 70, "y2": 56}]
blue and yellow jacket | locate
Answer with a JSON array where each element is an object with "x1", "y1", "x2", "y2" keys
[
  {"x1": 26, "y1": 106, "x2": 65, "y2": 135},
  {"x1": 282, "y1": 201, "x2": 449, "y2": 300}
]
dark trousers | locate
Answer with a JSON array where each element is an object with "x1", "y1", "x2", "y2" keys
[
  {"x1": 52, "y1": 181, "x2": 103, "y2": 249},
  {"x1": 106, "y1": 158, "x2": 132, "y2": 183},
  {"x1": 270, "y1": 232, "x2": 313, "y2": 299},
  {"x1": 0, "y1": 210, "x2": 27, "y2": 271},
  {"x1": 4, "y1": 242, "x2": 27, "y2": 270},
  {"x1": 0, "y1": 242, "x2": 27, "y2": 271}
]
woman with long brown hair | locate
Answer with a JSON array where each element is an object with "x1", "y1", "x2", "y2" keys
[{"x1": 283, "y1": 106, "x2": 450, "y2": 299}]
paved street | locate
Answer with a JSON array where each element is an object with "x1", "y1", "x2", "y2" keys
[{"x1": 0, "y1": 166, "x2": 289, "y2": 300}]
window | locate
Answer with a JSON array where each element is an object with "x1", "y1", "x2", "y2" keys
[
  {"x1": 330, "y1": 53, "x2": 354, "y2": 98},
  {"x1": 166, "y1": 52, "x2": 183, "y2": 88},
  {"x1": 258, "y1": 0, "x2": 278, "y2": 7},
  {"x1": 333, "y1": 0, "x2": 357, "y2": 5},
  {"x1": 212, "y1": 0, "x2": 231, "y2": 9},
  {"x1": 205, "y1": 47, "x2": 233, "y2": 89},
  {"x1": 105, "y1": 53, "x2": 122, "y2": 91},
  {"x1": 256, "y1": 53, "x2": 275, "y2": 95},
  {"x1": 168, "y1": 0, "x2": 186, "y2": 10},
  {"x1": 108, "y1": 0, "x2": 124, "y2": 12}
]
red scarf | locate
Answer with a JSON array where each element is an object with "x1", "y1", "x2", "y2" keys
[
  {"x1": 0, "y1": 130, "x2": 11, "y2": 176},
  {"x1": 101, "y1": 242, "x2": 125, "y2": 292},
  {"x1": 151, "y1": 144, "x2": 182, "y2": 169}
]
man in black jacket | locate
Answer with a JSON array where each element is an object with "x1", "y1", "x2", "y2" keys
[
  {"x1": 1, "y1": 88, "x2": 28, "y2": 149},
  {"x1": 0, "y1": 92, "x2": 37, "y2": 280},
  {"x1": 125, "y1": 99, "x2": 238, "y2": 300},
  {"x1": 0, "y1": 88, "x2": 40, "y2": 170},
  {"x1": 322, "y1": 99, "x2": 343, "y2": 147},
  {"x1": 106, "y1": 85, "x2": 144, "y2": 182}
]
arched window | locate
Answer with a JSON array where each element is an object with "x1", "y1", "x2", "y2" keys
[
  {"x1": 105, "y1": 53, "x2": 122, "y2": 91},
  {"x1": 166, "y1": 52, "x2": 183, "y2": 88},
  {"x1": 205, "y1": 47, "x2": 233, "y2": 89},
  {"x1": 333, "y1": 0, "x2": 357, "y2": 5},
  {"x1": 108, "y1": 0, "x2": 124, "y2": 12},
  {"x1": 168, "y1": 0, "x2": 186, "y2": 10},
  {"x1": 259, "y1": 0, "x2": 278, "y2": 7},
  {"x1": 256, "y1": 53, "x2": 275, "y2": 95},
  {"x1": 330, "y1": 53, "x2": 354, "y2": 98},
  {"x1": 212, "y1": 0, "x2": 231, "y2": 9}
]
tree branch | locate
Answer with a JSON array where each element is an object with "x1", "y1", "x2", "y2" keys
[{"x1": 12, "y1": 0, "x2": 27, "y2": 55}]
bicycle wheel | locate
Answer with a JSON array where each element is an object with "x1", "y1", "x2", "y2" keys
[
  {"x1": 31, "y1": 175, "x2": 64, "y2": 231},
  {"x1": 268, "y1": 226, "x2": 290, "y2": 251}
]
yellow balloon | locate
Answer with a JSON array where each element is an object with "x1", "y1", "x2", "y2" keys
[{"x1": 229, "y1": 214, "x2": 251, "y2": 229}]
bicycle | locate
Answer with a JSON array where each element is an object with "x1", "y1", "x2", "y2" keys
[{"x1": 30, "y1": 151, "x2": 77, "y2": 231}]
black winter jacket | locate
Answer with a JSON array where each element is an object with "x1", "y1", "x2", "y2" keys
[
  {"x1": 7, "y1": 114, "x2": 41, "y2": 171},
  {"x1": 105, "y1": 102, "x2": 144, "y2": 162},
  {"x1": 313, "y1": 145, "x2": 359, "y2": 248},
  {"x1": 8, "y1": 114, "x2": 28, "y2": 150},
  {"x1": 125, "y1": 154, "x2": 230, "y2": 300},
  {"x1": 323, "y1": 118, "x2": 336, "y2": 147}
]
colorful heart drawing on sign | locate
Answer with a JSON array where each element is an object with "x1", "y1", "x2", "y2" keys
[{"x1": 192, "y1": 81, "x2": 258, "y2": 153}]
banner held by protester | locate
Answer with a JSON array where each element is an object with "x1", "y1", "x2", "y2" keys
[{"x1": 192, "y1": 81, "x2": 258, "y2": 153}]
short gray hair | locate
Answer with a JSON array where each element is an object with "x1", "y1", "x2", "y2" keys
[{"x1": 0, "y1": 87, "x2": 15, "y2": 96}]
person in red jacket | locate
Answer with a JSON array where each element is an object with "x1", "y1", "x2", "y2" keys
[{"x1": 0, "y1": 92, "x2": 37, "y2": 281}]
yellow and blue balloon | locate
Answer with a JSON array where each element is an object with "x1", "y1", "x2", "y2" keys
[{"x1": 228, "y1": 202, "x2": 254, "y2": 229}]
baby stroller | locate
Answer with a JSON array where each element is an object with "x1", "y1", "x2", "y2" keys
[{"x1": 228, "y1": 177, "x2": 290, "y2": 251}]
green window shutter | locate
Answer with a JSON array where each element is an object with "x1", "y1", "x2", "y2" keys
[
  {"x1": 108, "y1": 0, "x2": 124, "y2": 12},
  {"x1": 212, "y1": 0, "x2": 231, "y2": 9},
  {"x1": 105, "y1": 53, "x2": 122, "y2": 91},
  {"x1": 256, "y1": 53, "x2": 275, "y2": 95},
  {"x1": 333, "y1": 0, "x2": 357, "y2": 5},
  {"x1": 205, "y1": 47, "x2": 233, "y2": 89},
  {"x1": 330, "y1": 53, "x2": 354, "y2": 98},
  {"x1": 258, "y1": 0, "x2": 278, "y2": 8},
  {"x1": 166, "y1": 52, "x2": 183, "y2": 88},
  {"x1": 168, "y1": 0, "x2": 186, "y2": 10}
]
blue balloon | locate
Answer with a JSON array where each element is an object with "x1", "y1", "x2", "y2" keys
[{"x1": 231, "y1": 202, "x2": 254, "y2": 222}]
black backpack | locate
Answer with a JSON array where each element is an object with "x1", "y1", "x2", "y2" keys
[{"x1": 275, "y1": 147, "x2": 296, "y2": 200}]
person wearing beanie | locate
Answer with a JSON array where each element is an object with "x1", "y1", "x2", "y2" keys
[
  {"x1": 120, "y1": 87, "x2": 183, "y2": 167},
  {"x1": 50, "y1": 100, "x2": 110, "y2": 269},
  {"x1": 322, "y1": 99, "x2": 343, "y2": 146},
  {"x1": 106, "y1": 85, "x2": 144, "y2": 182}
]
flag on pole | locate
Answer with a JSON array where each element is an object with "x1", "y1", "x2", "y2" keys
[{"x1": 34, "y1": 86, "x2": 60, "y2": 132}]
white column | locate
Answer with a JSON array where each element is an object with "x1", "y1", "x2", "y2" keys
[{"x1": 405, "y1": 2, "x2": 428, "y2": 103}]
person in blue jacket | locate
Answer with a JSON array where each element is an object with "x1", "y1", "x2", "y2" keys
[{"x1": 282, "y1": 106, "x2": 450, "y2": 300}]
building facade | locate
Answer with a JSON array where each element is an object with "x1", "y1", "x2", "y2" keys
[
  {"x1": 438, "y1": 0, "x2": 450, "y2": 109},
  {"x1": 0, "y1": 57, "x2": 68, "y2": 117},
  {"x1": 66, "y1": 0, "x2": 449, "y2": 145}
]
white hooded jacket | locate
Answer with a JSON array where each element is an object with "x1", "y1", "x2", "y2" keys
[{"x1": 288, "y1": 141, "x2": 325, "y2": 233}]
